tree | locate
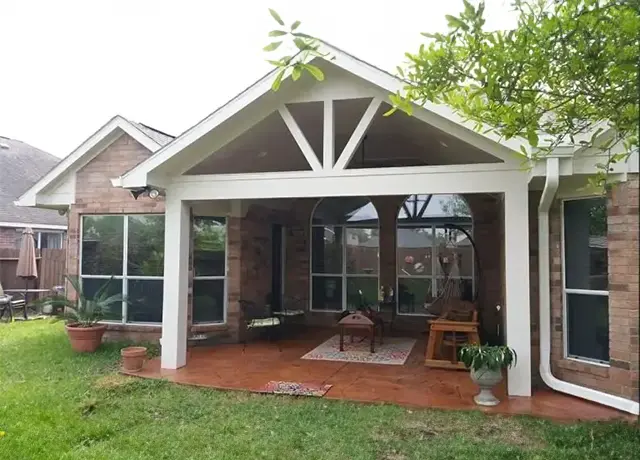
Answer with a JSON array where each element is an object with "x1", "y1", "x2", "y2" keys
[{"x1": 264, "y1": 1, "x2": 639, "y2": 185}]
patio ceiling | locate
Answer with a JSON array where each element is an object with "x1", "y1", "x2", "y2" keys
[{"x1": 185, "y1": 98, "x2": 502, "y2": 175}]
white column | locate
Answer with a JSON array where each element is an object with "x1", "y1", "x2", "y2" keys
[
  {"x1": 322, "y1": 99, "x2": 334, "y2": 170},
  {"x1": 503, "y1": 182, "x2": 532, "y2": 396},
  {"x1": 161, "y1": 194, "x2": 190, "y2": 369}
]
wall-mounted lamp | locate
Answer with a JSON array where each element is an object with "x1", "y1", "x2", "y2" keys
[{"x1": 130, "y1": 187, "x2": 164, "y2": 200}]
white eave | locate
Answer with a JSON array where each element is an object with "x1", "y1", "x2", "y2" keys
[
  {"x1": 15, "y1": 115, "x2": 163, "y2": 208},
  {"x1": 117, "y1": 41, "x2": 531, "y2": 189}
]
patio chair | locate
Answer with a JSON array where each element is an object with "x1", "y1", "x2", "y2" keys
[
  {"x1": 272, "y1": 295, "x2": 306, "y2": 337},
  {"x1": 239, "y1": 299, "x2": 282, "y2": 352},
  {"x1": 0, "y1": 283, "x2": 26, "y2": 321}
]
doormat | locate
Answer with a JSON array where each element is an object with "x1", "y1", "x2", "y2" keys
[
  {"x1": 260, "y1": 380, "x2": 333, "y2": 397},
  {"x1": 301, "y1": 335, "x2": 416, "y2": 365}
]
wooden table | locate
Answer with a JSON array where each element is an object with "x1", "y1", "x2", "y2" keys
[{"x1": 337, "y1": 311, "x2": 383, "y2": 353}]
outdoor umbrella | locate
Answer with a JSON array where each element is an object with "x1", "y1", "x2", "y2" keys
[{"x1": 16, "y1": 227, "x2": 38, "y2": 319}]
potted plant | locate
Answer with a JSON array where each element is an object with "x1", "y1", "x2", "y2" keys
[
  {"x1": 43, "y1": 276, "x2": 123, "y2": 353},
  {"x1": 459, "y1": 343, "x2": 517, "y2": 406}
]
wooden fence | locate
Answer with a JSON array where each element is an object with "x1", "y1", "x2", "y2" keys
[{"x1": 0, "y1": 248, "x2": 66, "y2": 291}]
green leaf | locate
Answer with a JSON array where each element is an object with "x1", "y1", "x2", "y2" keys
[
  {"x1": 268, "y1": 30, "x2": 287, "y2": 37},
  {"x1": 271, "y1": 69, "x2": 285, "y2": 91},
  {"x1": 445, "y1": 15, "x2": 469, "y2": 31},
  {"x1": 293, "y1": 38, "x2": 308, "y2": 50},
  {"x1": 263, "y1": 41, "x2": 282, "y2": 52},
  {"x1": 292, "y1": 66, "x2": 302, "y2": 81},
  {"x1": 268, "y1": 8, "x2": 285, "y2": 26},
  {"x1": 527, "y1": 130, "x2": 539, "y2": 147},
  {"x1": 290, "y1": 20, "x2": 301, "y2": 31},
  {"x1": 301, "y1": 63, "x2": 324, "y2": 81}
]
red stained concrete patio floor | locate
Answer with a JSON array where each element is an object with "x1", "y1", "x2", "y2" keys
[{"x1": 126, "y1": 330, "x2": 634, "y2": 422}]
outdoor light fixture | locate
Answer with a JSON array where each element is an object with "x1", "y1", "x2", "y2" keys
[{"x1": 130, "y1": 187, "x2": 164, "y2": 200}]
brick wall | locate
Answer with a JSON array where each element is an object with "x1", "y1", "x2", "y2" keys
[
  {"x1": 549, "y1": 175, "x2": 639, "y2": 402},
  {"x1": 0, "y1": 227, "x2": 18, "y2": 248}
]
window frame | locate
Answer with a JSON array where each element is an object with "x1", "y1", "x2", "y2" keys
[
  {"x1": 561, "y1": 197, "x2": 610, "y2": 366},
  {"x1": 191, "y1": 216, "x2": 228, "y2": 325},
  {"x1": 309, "y1": 200, "x2": 380, "y2": 313},
  {"x1": 79, "y1": 214, "x2": 165, "y2": 326},
  {"x1": 396, "y1": 220, "x2": 475, "y2": 316}
]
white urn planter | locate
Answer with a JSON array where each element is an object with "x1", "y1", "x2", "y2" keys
[{"x1": 470, "y1": 367, "x2": 503, "y2": 406}]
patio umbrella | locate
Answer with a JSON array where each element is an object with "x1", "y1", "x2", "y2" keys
[{"x1": 16, "y1": 227, "x2": 38, "y2": 319}]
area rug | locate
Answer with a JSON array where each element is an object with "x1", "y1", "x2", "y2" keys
[
  {"x1": 301, "y1": 335, "x2": 416, "y2": 365},
  {"x1": 260, "y1": 380, "x2": 333, "y2": 397}
]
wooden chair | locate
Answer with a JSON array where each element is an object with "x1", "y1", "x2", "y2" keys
[{"x1": 424, "y1": 299, "x2": 481, "y2": 369}]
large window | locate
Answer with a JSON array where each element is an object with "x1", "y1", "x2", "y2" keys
[
  {"x1": 311, "y1": 198, "x2": 379, "y2": 311},
  {"x1": 563, "y1": 197, "x2": 609, "y2": 364},
  {"x1": 396, "y1": 194, "x2": 473, "y2": 315},
  {"x1": 192, "y1": 217, "x2": 227, "y2": 323},
  {"x1": 81, "y1": 215, "x2": 164, "y2": 323}
]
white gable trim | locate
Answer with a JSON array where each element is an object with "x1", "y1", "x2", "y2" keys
[
  {"x1": 119, "y1": 43, "x2": 528, "y2": 188},
  {"x1": 0, "y1": 222, "x2": 67, "y2": 231},
  {"x1": 16, "y1": 116, "x2": 162, "y2": 207}
]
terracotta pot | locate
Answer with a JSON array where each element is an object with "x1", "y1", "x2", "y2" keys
[
  {"x1": 121, "y1": 346, "x2": 148, "y2": 372},
  {"x1": 65, "y1": 324, "x2": 107, "y2": 353}
]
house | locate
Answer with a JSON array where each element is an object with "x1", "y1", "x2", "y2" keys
[
  {"x1": 16, "y1": 42, "x2": 639, "y2": 415},
  {"x1": 0, "y1": 136, "x2": 67, "y2": 248}
]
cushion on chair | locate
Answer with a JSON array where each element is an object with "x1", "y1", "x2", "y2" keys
[
  {"x1": 248, "y1": 317, "x2": 281, "y2": 328},
  {"x1": 274, "y1": 309, "x2": 305, "y2": 317}
]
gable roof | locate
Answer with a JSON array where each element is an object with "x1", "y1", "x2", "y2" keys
[
  {"x1": 16, "y1": 116, "x2": 173, "y2": 208},
  {"x1": 0, "y1": 136, "x2": 67, "y2": 227},
  {"x1": 117, "y1": 40, "x2": 527, "y2": 188}
]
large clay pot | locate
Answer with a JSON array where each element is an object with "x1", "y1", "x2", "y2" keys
[
  {"x1": 121, "y1": 346, "x2": 147, "y2": 372},
  {"x1": 470, "y1": 367, "x2": 503, "y2": 406},
  {"x1": 65, "y1": 324, "x2": 107, "y2": 353}
]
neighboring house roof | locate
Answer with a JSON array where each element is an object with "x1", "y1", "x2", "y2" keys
[
  {"x1": 16, "y1": 116, "x2": 172, "y2": 208},
  {"x1": 0, "y1": 136, "x2": 67, "y2": 227},
  {"x1": 131, "y1": 122, "x2": 174, "y2": 146}
]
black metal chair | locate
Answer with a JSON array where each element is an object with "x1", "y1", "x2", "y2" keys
[
  {"x1": 239, "y1": 299, "x2": 282, "y2": 351},
  {"x1": 0, "y1": 283, "x2": 26, "y2": 321}
]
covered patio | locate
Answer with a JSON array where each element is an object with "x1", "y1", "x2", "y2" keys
[{"x1": 127, "y1": 329, "x2": 630, "y2": 422}]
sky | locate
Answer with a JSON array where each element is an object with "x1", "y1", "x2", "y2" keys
[{"x1": 1, "y1": 0, "x2": 516, "y2": 158}]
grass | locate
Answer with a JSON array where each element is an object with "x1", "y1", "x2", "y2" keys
[{"x1": 0, "y1": 321, "x2": 638, "y2": 460}]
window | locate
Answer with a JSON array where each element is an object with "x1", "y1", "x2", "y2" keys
[
  {"x1": 311, "y1": 198, "x2": 379, "y2": 311},
  {"x1": 396, "y1": 194, "x2": 473, "y2": 315},
  {"x1": 192, "y1": 217, "x2": 226, "y2": 323},
  {"x1": 13, "y1": 230, "x2": 64, "y2": 249},
  {"x1": 563, "y1": 197, "x2": 609, "y2": 363},
  {"x1": 80, "y1": 215, "x2": 164, "y2": 323}
]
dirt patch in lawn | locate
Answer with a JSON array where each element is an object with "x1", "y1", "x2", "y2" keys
[
  {"x1": 376, "y1": 410, "x2": 546, "y2": 450},
  {"x1": 93, "y1": 374, "x2": 140, "y2": 392}
]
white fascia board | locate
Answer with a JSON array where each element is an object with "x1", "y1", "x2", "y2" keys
[
  {"x1": 0, "y1": 222, "x2": 67, "y2": 230},
  {"x1": 16, "y1": 116, "x2": 161, "y2": 208},
  {"x1": 119, "y1": 44, "x2": 530, "y2": 188}
]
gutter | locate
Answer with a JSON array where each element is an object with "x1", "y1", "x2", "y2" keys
[{"x1": 538, "y1": 157, "x2": 640, "y2": 415}]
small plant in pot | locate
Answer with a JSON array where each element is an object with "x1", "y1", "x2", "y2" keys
[
  {"x1": 43, "y1": 276, "x2": 123, "y2": 353},
  {"x1": 459, "y1": 344, "x2": 517, "y2": 406}
]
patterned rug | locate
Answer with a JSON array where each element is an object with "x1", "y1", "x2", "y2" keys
[
  {"x1": 260, "y1": 380, "x2": 333, "y2": 397},
  {"x1": 301, "y1": 335, "x2": 416, "y2": 365}
]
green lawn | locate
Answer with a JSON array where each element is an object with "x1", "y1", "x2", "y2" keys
[{"x1": 0, "y1": 321, "x2": 638, "y2": 460}]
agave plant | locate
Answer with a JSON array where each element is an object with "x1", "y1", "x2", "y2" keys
[
  {"x1": 459, "y1": 344, "x2": 517, "y2": 372},
  {"x1": 42, "y1": 276, "x2": 123, "y2": 328}
]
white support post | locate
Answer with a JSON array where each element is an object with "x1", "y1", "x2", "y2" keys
[
  {"x1": 160, "y1": 194, "x2": 190, "y2": 369},
  {"x1": 278, "y1": 105, "x2": 323, "y2": 171},
  {"x1": 333, "y1": 97, "x2": 382, "y2": 170},
  {"x1": 323, "y1": 100, "x2": 334, "y2": 170},
  {"x1": 503, "y1": 182, "x2": 532, "y2": 396}
]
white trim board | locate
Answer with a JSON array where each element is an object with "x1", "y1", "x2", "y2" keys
[
  {"x1": 118, "y1": 42, "x2": 529, "y2": 189},
  {"x1": 0, "y1": 222, "x2": 67, "y2": 230}
]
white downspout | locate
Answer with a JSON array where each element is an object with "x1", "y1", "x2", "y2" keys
[{"x1": 538, "y1": 157, "x2": 640, "y2": 415}]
